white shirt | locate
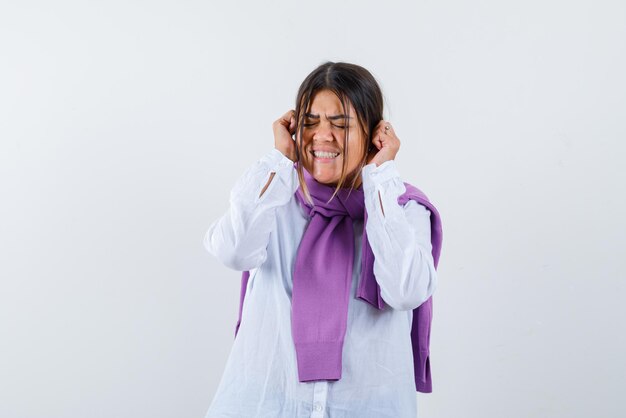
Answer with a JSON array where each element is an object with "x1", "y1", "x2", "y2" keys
[{"x1": 203, "y1": 148, "x2": 438, "y2": 418}]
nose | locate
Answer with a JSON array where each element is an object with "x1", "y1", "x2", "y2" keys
[{"x1": 312, "y1": 122, "x2": 334, "y2": 142}]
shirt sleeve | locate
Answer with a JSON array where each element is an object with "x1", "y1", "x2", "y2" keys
[
  {"x1": 203, "y1": 148, "x2": 299, "y2": 271},
  {"x1": 361, "y1": 160, "x2": 438, "y2": 311}
]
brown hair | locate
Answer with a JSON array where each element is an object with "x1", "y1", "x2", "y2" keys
[{"x1": 293, "y1": 61, "x2": 384, "y2": 205}]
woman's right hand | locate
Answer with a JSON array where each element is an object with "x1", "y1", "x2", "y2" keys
[{"x1": 272, "y1": 109, "x2": 298, "y2": 162}]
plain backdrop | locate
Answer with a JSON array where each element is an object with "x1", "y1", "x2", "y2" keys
[{"x1": 1, "y1": 1, "x2": 625, "y2": 417}]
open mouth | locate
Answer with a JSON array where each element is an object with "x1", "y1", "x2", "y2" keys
[{"x1": 311, "y1": 150, "x2": 340, "y2": 160}]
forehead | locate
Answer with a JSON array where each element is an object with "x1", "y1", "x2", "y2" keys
[{"x1": 307, "y1": 89, "x2": 354, "y2": 113}]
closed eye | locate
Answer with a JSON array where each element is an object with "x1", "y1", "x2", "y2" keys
[{"x1": 303, "y1": 123, "x2": 346, "y2": 129}]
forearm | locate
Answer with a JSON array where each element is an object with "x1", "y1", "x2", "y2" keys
[
  {"x1": 203, "y1": 148, "x2": 298, "y2": 270},
  {"x1": 362, "y1": 160, "x2": 438, "y2": 311}
]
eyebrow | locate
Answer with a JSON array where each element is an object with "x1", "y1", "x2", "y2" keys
[{"x1": 304, "y1": 112, "x2": 353, "y2": 120}]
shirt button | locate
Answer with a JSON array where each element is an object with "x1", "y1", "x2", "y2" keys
[{"x1": 314, "y1": 403, "x2": 323, "y2": 411}]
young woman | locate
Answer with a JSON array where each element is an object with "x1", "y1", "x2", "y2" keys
[{"x1": 203, "y1": 61, "x2": 443, "y2": 418}]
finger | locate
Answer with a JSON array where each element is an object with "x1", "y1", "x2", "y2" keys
[
  {"x1": 370, "y1": 132, "x2": 380, "y2": 149},
  {"x1": 374, "y1": 133, "x2": 383, "y2": 150},
  {"x1": 281, "y1": 109, "x2": 295, "y2": 124},
  {"x1": 373, "y1": 120, "x2": 390, "y2": 137},
  {"x1": 371, "y1": 125, "x2": 382, "y2": 141},
  {"x1": 289, "y1": 117, "x2": 297, "y2": 135},
  {"x1": 378, "y1": 119, "x2": 391, "y2": 129}
]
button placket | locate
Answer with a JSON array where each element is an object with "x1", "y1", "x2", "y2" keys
[{"x1": 310, "y1": 381, "x2": 328, "y2": 418}]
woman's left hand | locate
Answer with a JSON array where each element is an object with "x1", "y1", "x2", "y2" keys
[{"x1": 366, "y1": 120, "x2": 401, "y2": 167}]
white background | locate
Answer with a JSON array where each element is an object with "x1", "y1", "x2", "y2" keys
[{"x1": 1, "y1": 1, "x2": 625, "y2": 417}]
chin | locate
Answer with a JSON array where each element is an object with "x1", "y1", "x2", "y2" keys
[
  {"x1": 309, "y1": 171, "x2": 339, "y2": 185},
  {"x1": 312, "y1": 174, "x2": 338, "y2": 186}
]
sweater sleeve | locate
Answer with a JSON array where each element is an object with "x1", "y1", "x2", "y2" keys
[
  {"x1": 361, "y1": 160, "x2": 438, "y2": 311},
  {"x1": 203, "y1": 148, "x2": 299, "y2": 271}
]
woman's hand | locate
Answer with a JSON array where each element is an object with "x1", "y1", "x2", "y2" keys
[
  {"x1": 273, "y1": 109, "x2": 298, "y2": 162},
  {"x1": 366, "y1": 120, "x2": 400, "y2": 167}
]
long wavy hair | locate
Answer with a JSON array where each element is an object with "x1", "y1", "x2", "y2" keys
[{"x1": 294, "y1": 61, "x2": 385, "y2": 205}]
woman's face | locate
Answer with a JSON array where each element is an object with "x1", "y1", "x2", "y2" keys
[{"x1": 297, "y1": 89, "x2": 367, "y2": 187}]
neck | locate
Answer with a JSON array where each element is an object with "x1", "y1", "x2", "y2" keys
[{"x1": 324, "y1": 176, "x2": 362, "y2": 189}]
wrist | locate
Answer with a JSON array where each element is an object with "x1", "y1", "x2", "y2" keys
[{"x1": 277, "y1": 148, "x2": 296, "y2": 162}]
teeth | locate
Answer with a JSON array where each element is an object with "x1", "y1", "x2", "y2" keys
[{"x1": 313, "y1": 151, "x2": 339, "y2": 158}]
